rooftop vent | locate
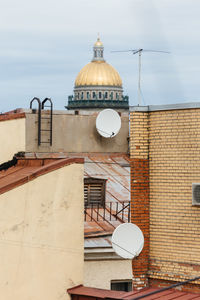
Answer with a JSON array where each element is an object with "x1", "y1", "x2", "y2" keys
[{"x1": 192, "y1": 183, "x2": 200, "y2": 205}]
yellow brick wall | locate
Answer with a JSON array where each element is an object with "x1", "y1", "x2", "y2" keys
[
  {"x1": 130, "y1": 112, "x2": 149, "y2": 159},
  {"x1": 148, "y1": 109, "x2": 200, "y2": 283}
]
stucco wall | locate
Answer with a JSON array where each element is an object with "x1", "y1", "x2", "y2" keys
[
  {"x1": 0, "y1": 117, "x2": 25, "y2": 164},
  {"x1": 0, "y1": 163, "x2": 84, "y2": 300},
  {"x1": 25, "y1": 111, "x2": 129, "y2": 153},
  {"x1": 84, "y1": 260, "x2": 132, "y2": 290}
]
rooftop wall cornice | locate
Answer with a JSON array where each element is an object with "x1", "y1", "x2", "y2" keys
[{"x1": 130, "y1": 102, "x2": 200, "y2": 112}]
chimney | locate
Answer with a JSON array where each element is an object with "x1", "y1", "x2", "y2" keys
[{"x1": 130, "y1": 110, "x2": 150, "y2": 289}]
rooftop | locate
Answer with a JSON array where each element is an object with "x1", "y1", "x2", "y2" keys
[
  {"x1": 130, "y1": 101, "x2": 200, "y2": 112},
  {"x1": 0, "y1": 156, "x2": 84, "y2": 195},
  {"x1": 68, "y1": 285, "x2": 200, "y2": 299},
  {"x1": 0, "y1": 109, "x2": 25, "y2": 122}
]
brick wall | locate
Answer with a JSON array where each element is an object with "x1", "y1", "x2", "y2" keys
[
  {"x1": 130, "y1": 111, "x2": 150, "y2": 289},
  {"x1": 130, "y1": 108, "x2": 200, "y2": 290},
  {"x1": 149, "y1": 109, "x2": 200, "y2": 287}
]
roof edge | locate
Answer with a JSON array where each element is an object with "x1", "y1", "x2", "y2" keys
[
  {"x1": 130, "y1": 102, "x2": 200, "y2": 112},
  {"x1": 0, "y1": 157, "x2": 84, "y2": 195},
  {"x1": 0, "y1": 112, "x2": 26, "y2": 122}
]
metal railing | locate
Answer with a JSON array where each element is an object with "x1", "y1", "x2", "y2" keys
[{"x1": 84, "y1": 201, "x2": 130, "y2": 222}]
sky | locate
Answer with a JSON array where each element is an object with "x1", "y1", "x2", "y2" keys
[{"x1": 0, "y1": 0, "x2": 200, "y2": 112}]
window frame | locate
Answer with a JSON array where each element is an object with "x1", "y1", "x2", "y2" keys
[
  {"x1": 111, "y1": 280, "x2": 132, "y2": 292},
  {"x1": 84, "y1": 178, "x2": 106, "y2": 208}
]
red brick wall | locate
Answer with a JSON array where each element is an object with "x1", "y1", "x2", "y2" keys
[{"x1": 130, "y1": 112, "x2": 150, "y2": 289}]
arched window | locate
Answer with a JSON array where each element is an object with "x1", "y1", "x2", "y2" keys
[{"x1": 99, "y1": 92, "x2": 102, "y2": 99}]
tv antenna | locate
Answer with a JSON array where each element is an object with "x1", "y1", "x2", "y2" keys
[{"x1": 111, "y1": 48, "x2": 170, "y2": 106}]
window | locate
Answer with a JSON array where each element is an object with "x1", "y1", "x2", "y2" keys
[
  {"x1": 105, "y1": 92, "x2": 108, "y2": 98},
  {"x1": 93, "y1": 92, "x2": 96, "y2": 99},
  {"x1": 84, "y1": 178, "x2": 106, "y2": 207},
  {"x1": 99, "y1": 92, "x2": 102, "y2": 99},
  {"x1": 111, "y1": 281, "x2": 132, "y2": 292}
]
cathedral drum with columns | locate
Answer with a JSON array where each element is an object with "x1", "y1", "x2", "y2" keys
[{"x1": 67, "y1": 37, "x2": 129, "y2": 110}]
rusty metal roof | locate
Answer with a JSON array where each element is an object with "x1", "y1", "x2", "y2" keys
[
  {"x1": 83, "y1": 154, "x2": 130, "y2": 248},
  {"x1": 67, "y1": 285, "x2": 200, "y2": 299}
]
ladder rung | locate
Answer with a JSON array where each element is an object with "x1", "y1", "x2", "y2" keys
[{"x1": 41, "y1": 129, "x2": 51, "y2": 132}]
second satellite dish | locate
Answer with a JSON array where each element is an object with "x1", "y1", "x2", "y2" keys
[
  {"x1": 111, "y1": 223, "x2": 144, "y2": 259},
  {"x1": 96, "y1": 109, "x2": 121, "y2": 138}
]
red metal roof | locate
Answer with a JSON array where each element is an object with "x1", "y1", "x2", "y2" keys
[
  {"x1": 0, "y1": 109, "x2": 25, "y2": 122},
  {"x1": 67, "y1": 285, "x2": 200, "y2": 299},
  {"x1": 0, "y1": 157, "x2": 84, "y2": 195}
]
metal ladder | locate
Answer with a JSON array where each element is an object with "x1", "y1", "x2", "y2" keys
[{"x1": 30, "y1": 97, "x2": 53, "y2": 146}]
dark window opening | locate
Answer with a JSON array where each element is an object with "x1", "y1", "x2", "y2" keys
[
  {"x1": 105, "y1": 92, "x2": 108, "y2": 98},
  {"x1": 99, "y1": 92, "x2": 102, "y2": 99},
  {"x1": 84, "y1": 178, "x2": 106, "y2": 207},
  {"x1": 111, "y1": 281, "x2": 132, "y2": 292},
  {"x1": 93, "y1": 92, "x2": 96, "y2": 99}
]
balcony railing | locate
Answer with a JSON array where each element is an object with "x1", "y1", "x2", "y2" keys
[
  {"x1": 84, "y1": 201, "x2": 130, "y2": 222},
  {"x1": 66, "y1": 98, "x2": 129, "y2": 110}
]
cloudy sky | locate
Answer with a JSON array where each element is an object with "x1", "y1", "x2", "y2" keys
[{"x1": 0, "y1": 0, "x2": 200, "y2": 111}]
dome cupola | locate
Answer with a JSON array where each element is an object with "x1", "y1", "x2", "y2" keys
[
  {"x1": 92, "y1": 36, "x2": 104, "y2": 62},
  {"x1": 67, "y1": 36, "x2": 129, "y2": 110}
]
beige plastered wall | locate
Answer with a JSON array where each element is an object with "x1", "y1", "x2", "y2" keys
[
  {"x1": 25, "y1": 111, "x2": 129, "y2": 153},
  {"x1": 0, "y1": 163, "x2": 84, "y2": 300},
  {"x1": 0, "y1": 118, "x2": 25, "y2": 164},
  {"x1": 84, "y1": 260, "x2": 132, "y2": 290}
]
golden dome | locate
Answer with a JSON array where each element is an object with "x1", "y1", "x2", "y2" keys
[{"x1": 75, "y1": 61, "x2": 122, "y2": 87}]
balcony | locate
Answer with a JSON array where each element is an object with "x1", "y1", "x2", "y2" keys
[
  {"x1": 84, "y1": 201, "x2": 130, "y2": 223},
  {"x1": 66, "y1": 97, "x2": 129, "y2": 110}
]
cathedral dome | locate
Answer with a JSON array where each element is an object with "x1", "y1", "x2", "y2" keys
[
  {"x1": 67, "y1": 36, "x2": 129, "y2": 110},
  {"x1": 75, "y1": 61, "x2": 122, "y2": 87}
]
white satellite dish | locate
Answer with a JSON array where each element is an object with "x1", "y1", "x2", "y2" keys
[
  {"x1": 96, "y1": 109, "x2": 121, "y2": 138},
  {"x1": 111, "y1": 223, "x2": 144, "y2": 259}
]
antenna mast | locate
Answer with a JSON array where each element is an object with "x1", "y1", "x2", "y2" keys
[
  {"x1": 111, "y1": 48, "x2": 170, "y2": 106},
  {"x1": 138, "y1": 50, "x2": 142, "y2": 106}
]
